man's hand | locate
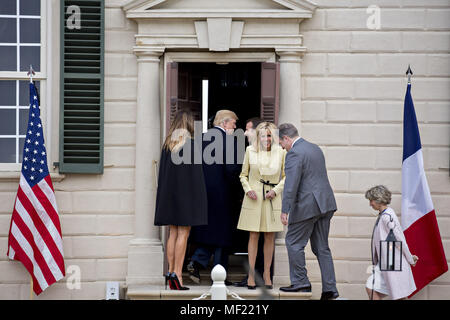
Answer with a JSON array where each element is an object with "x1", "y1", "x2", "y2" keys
[
  {"x1": 281, "y1": 213, "x2": 288, "y2": 226},
  {"x1": 247, "y1": 190, "x2": 257, "y2": 200},
  {"x1": 265, "y1": 190, "x2": 276, "y2": 200}
]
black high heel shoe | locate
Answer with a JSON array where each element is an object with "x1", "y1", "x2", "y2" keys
[
  {"x1": 170, "y1": 273, "x2": 189, "y2": 290},
  {"x1": 164, "y1": 272, "x2": 172, "y2": 290}
]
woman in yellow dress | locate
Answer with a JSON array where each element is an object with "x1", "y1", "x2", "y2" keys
[{"x1": 237, "y1": 122, "x2": 286, "y2": 289}]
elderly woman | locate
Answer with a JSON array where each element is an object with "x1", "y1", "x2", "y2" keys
[
  {"x1": 238, "y1": 122, "x2": 286, "y2": 289},
  {"x1": 365, "y1": 185, "x2": 419, "y2": 300}
]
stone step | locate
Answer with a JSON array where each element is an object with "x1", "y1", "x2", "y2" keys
[
  {"x1": 182, "y1": 270, "x2": 247, "y2": 286},
  {"x1": 126, "y1": 284, "x2": 313, "y2": 300}
]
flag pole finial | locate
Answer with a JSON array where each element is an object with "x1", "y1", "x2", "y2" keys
[
  {"x1": 27, "y1": 65, "x2": 35, "y2": 84},
  {"x1": 406, "y1": 64, "x2": 413, "y2": 84}
]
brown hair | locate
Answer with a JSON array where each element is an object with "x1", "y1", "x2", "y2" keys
[
  {"x1": 163, "y1": 110, "x2": 194, "y2": 151},
  {"x1": 246, "y1": 117, "x2": 263, "y2": 129}
]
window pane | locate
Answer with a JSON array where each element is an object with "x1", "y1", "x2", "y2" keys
[
  {"x1": 19, "y1": 108, "x2": 29, "y2": 135},
  {"x1": 20, "y1": 0, "x2": 40, "y2": 16},
  {"x1": 0, "y1": 109, "x2": 16, "y2": 135},
  {"x1": 20, "y1": 46, "x2": 40, "y2": 72},
  {"x1": 20, "y1": 18, "x2": 40, "y2": 43},
  {"x1": 0, "y1": 138, "x2": 16, "y2": 163},
  {"x1": 0, "y1": 18, "x2": 17, "y2": 43},
  {"x1": 0, "y1": 80, "x2": 16, "y2": 105},
  {"x1": 0, "y1": 47, "x2": 17, "y2": 71},
  {"x1": 19, "y1": 137, "x2": 25, "y2": 162},
  {"x1": 19, "y1": 80, "x2": 39, "y2": 106},
  {"x1": 0, "y1": 0, "x2": 16, "y2": 15}
]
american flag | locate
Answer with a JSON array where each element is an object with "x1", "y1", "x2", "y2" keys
[{"x1": 7, "y1": 82, "x2": 65, "y2": 295}]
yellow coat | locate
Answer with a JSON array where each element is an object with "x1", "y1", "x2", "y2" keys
[{"x1": 237, "y1": 145, "x2": 286, "y2": 232}]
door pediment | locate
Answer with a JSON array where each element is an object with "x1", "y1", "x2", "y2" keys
[
  {"x1": 123, "y1": 0, "x2": 316, "y2": 52},
  {"x1": 123, "y1": 0, "x2": 316, "y2": 18}
]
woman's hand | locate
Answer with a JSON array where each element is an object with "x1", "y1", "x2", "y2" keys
[
  {"x1": 412, "y1": 255, "x2": 419, "y2": 267},
  {"x1": 281, "y1": 213, "x2": 288, "y2": 226},
  {"x1": 265, "y1": 190, "x2": 276, "y2": 200},
  {"x1": 247, "y1": 190, "x2": 257, "y2": 200}
]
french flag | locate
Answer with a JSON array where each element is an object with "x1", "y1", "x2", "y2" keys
[{"x1": 401, "y1": 82, "x2": 448, "y2": 297}]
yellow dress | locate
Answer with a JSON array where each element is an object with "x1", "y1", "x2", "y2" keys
[{"x1": 237, "y1": 145, "x2": 286, "y2": 232}]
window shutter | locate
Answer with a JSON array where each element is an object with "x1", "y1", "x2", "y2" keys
[
  {"x1": 178, "y1": 63, "x2": 202, "y2": 121},
  {"x1": 59, "y1": 0, "x2": 104, "y2": 173},
  {"x1": 260, "y1": 62, "x2": 280, "y2": 124},
  {"x1": 165, "y1": 62, "x2": 179, "y2": 135}
]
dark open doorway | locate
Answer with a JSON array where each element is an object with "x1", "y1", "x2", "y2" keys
[
  {"x1": 165, "y1": 61, "x2": 279, "y2": 284},
  {"x1": 177, "y1": 62, "x2": 262, "y2": 131}
]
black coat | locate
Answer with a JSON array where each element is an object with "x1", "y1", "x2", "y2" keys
[
  {"x1": 190, "y1": 127, "x2": 242, "y2": 247},
  {"x1": 154, "y1": 139, "x2": 208, "y2": 226}
]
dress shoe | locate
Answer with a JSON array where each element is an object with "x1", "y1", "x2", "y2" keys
[
  {"x1": 279, "y1": 285, "x2": 311, "y2": 293},
  {"x1": 320, "y1": 291, "x2": 339, "y2": 300},
  {"x1": 233, "y1": 278, "x2": 248, "y2": 287},
  {"x1": 186, "y1": 261, "x2": 201, "y2": 284},
  {"x1": 247, "y1": 285, "x2": 257, "y2": 290}
]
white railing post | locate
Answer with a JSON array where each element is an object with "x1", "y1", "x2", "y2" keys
[{"x1": 210, "y1": 264, "x2": 227, "y2": 300}]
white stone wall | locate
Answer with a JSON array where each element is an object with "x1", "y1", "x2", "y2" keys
[
  {"x1": 300, "y1": 0, "x2": 450, "y2": 300},
  {"x1": 0, "y1": 0, "x2": 448, "y2": 300},
  {"x1": 0, "y1": 1, "x2": 137, "y2": 300}
]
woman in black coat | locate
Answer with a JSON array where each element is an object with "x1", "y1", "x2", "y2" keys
[{"x1": 154, "y1": 110, "x2": 208, "y2": 290}]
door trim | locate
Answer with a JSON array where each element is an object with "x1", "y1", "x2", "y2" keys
[{"x1": 162, "y1": 51, "x2": 276, "y2": 136}]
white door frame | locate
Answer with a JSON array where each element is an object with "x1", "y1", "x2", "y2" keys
[{"x1": 161, "y1": 51, "x2": 277, "y2": 137}]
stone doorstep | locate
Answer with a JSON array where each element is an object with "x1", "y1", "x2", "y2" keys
[
  {"x1": 183, "y1": 271, "x2": 247, "y2": 286},
  {"x1": 126, "y1": 284, "x2": 313, "y2": 300}
]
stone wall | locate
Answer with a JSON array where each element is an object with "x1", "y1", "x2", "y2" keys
[
  {"x1": 0, "y1": 0, "x2": 448, "y2": 300},
  {"x1": 0, "y1": 0, "x2": 137, "y2": 299},
  {"x1": 300, "y1": 0, "x2": 450, "y2": 299}
]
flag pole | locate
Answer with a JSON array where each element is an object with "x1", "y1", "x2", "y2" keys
[
  {"x1": 30, "y1": 277, "x2": 34, "y2": 300},
  {"x1": 27, "y1": 65, "x2": 35, "y2": 300},
  {"x1": 406, "y1": 64, "x2": 413, "y2": 84},
  {"x1": 27, "y1": 64, "x2": 35, "y2": 84}
]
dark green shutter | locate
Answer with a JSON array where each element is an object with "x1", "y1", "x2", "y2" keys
[{"x1": 59, "y1": 0, "x2": 104, "y2": 174}]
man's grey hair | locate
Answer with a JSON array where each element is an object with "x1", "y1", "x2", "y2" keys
[
  {"x1": 278, "y1": 123, "x2": 299, "y2": 139},
  {"x1": 365, "y1": 185, "x2": 392, "y2": 205}
]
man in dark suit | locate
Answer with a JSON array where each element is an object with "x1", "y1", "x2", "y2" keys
[
  {"x1": 278, "y1": 123, "x2": 339, "y2": 300},
  {"x1": 188, "y1": 110, "x2": 242, "y2": 285}
]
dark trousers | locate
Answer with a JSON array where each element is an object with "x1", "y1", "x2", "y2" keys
[
  {"x1": 285, "y1": 211, "x2": 337, "y2": 293},
  {"x1": 191, "y1": 246, "x2": 229, "y2": 270}
]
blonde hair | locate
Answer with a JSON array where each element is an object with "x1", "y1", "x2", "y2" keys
[
  {"x1": 254, "y1": 122, "x2": 279, "y2": 151},
  {"x1": 163, "y1": 110, "x2": 194, "y2": 152},
  {"x1": 365, "y1": 185, "x2": 392, "y2": 205},
  {"x1": 213, "y1": 110, "x2": 238, "y2": 127}
]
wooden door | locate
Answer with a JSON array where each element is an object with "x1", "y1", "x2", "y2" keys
[
  {"x1": 260, "y1": 62, "x2": 280, "y2": 124},
  {"x1": 166, "y1": 62, "x2": 179, "y2": 134},
  {"x1": 178, "y1": 64, "x2": 202, "y2": 121}
]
